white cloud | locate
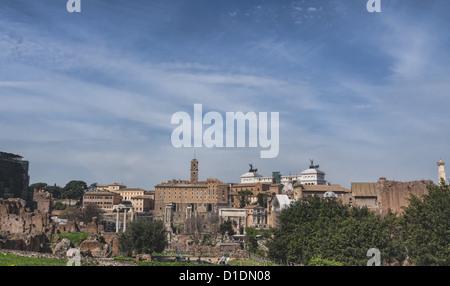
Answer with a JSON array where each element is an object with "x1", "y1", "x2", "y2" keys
[{"x1": 1, "y1": 1, "x2": 449, "y2": 190}]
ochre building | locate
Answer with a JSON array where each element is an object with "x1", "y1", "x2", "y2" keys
[{"x1": 154, "y1": 157, "x2": 229, "y2": 220}]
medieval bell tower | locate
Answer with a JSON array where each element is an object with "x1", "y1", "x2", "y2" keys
[
  {"x1": 437, "y1": 160, "x2": 446, "y2": 184},
  {"x1": 190, "y1": 156, "x2": 198, "y2": 184}
]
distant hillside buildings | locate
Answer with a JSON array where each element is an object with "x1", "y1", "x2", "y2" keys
[
  {"x1": 0, "y1": 147, "x2": 446, "y2": 241},
  {"x1": 2, "y1": 148, "x2": 443, "y2": 237},
  {"x1": 83, "y1": 184, "x2": 155, "y2": 214},
  {"x1": 152, "y1": 157, "x2": 353, "y2": 235},
  {"x1": 79, "y1": 156, "x2": 445, "y2": 236}
]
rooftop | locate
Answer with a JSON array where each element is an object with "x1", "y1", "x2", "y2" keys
[
  {"x1": 241, "y1": 172, "x2": 263, "y2": 178},
  {"x1": 293, "y1": 183, "x2": 350, "y2": 193},
  {"x1": 351, "y1": 182, "x2": 377, "y2": 197},
  {"x1": 83, "y1": 190, "x2": 120, "y2": 196}
]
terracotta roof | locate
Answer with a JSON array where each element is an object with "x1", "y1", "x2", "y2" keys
[
  {"x1": 83, "y1": 191, "x2": 120, "y2": 196},
  {"x1": 118, "y1": 188, "x2": 146, "y2": 192},
  {"x1": 351, "y1": 183, "x2": 377, "y2": 197},
  {"x1": 298, "y1": 184, "x2": 350, "y2": 193},
  {"x1": 231, "y1": 183, "x2": 271, "y2": 187},
  {"x1": 131, "y1": 195, "x2": 153, "y2": 199}
]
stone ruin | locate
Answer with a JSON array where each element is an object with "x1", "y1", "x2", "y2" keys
[
  {"x1": 51, "y1": 232, "x2": 119, "y2": 258},
  {"x1": 0, "y1": 194, "x2": 118, "y2": 256},
  {"x1": 167, "y1": 234, "x2": 246, "y2": 258},
  {"x1": 0, "y1": 197, "x2": 53, "y2": 252}
]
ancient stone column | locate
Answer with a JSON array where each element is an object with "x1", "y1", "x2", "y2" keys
[
  {"x1": 116, "y1": 209, "x2": 119, "y2": 233},
  {"x1": 123, "y1": 209, "x2": 127, "y2": 232}
]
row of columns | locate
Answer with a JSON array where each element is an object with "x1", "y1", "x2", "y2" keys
[{"x1": 115, "y1": 207, "x2": 134, "y2": 233}]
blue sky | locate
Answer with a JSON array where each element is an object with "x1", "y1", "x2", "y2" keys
[{"x1": 1, "y1": 0, "x2": 449, "y2": 189}]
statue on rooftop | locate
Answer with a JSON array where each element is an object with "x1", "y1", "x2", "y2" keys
[
  {"x1": 309, "y1": 159, "x2": 319, "y2": 169},
  {"x1": 249, "y1": 163, "x2": 258, "y2": 173}
]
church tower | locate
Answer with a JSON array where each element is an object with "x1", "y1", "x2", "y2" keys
[
  {"x1": 437, "y1": 160, "x2": 446, "y2": 184},
  {"x1": 190, "y1": 156, "x2": 198, "y2": 184}
]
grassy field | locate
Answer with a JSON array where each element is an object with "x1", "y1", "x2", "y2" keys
[
  {"x1": 0, "y1": 253, "x2": 68, "y2": 266},
  {"x1": 51, "y1": 232, "x2": 90, "y2": 246},
  {"x1": 227, "y1": 259, "x2": 280, "y2": 266},
  {"x1": 0, "y1": 252, "x2": 277, "y2": 266}
]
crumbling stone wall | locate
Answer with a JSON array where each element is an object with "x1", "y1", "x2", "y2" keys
[
  {"x1": 376, "y1": 180, "x2": 430, "y2": 215},
  {"x1": 0, "y1": 233, "x2": 48, "y2": 252},
  {"x1": 102, "y1": 232, "x2": 120, "y2": 257},
  {"x1": 1, "y1": 210, "x2": 52, "y2": 234},
  {"x1": 53, "y1": 221, "x2": 79, "y2": 234},
  {"x1": 32, "y1": 191, "x2": 52, "y2": 214},
  {"x1": 0, "y1": 198, "x2": 26, "y2": 216},
  {"x1": 0, "y1": 197, "x2": 53, "y2": 252},
  {"x1": 167, "y1": 234, "x2": 244, "y2": 258},
  {"x1": 79, "y1": 239, "x2": 104, "y2": 257}
]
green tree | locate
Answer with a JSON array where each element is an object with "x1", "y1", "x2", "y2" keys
[
  {"x1": 257, "y1": 193, "x2": 268, "y2": 207},
  {"x1": 118, "y1": 219, "x2": 168, "y2": 256},
  {"x1": 52, "y1": 201, "x2": 67, "y2": 210},
  {"x1": 382, "y1": 209, "x2": 407, "y2": 265},
  {"x1": 78, "y1": 202, "x2": 103, "y2": 224},
  {"x1": 245, "y1": 226, "x2": 259, "y2": 254},
  {"x1": 238, "y1": 190, "x2": 253, "y2": 208},
  {"x1": 401, "y1": 180, "x2": 450, "y2": 266},
  {"x1": 219, "y1": 220, "x2": 235, "y2": 236},
  {"x1": 88, "y1": 183, "x2": 98, "y2": 191},
  {"x1": 267, "y1": 196, "x2": 395, "y2": 266},
  {"x1": 62, "y1": 180, "x2": 88, "y2": 202},
  {"x1": 46, "y1": 184, "x2": 63, "y2": 199},
  {"x1": 308, "y1": 256, "x2": 343, "y2": 266},
  {"x1": 29, "y1": 182, "x2": 47, "y2": 192}
]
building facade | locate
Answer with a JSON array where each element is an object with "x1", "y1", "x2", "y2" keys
[
  {"x1": 293, "y1": 183, "x2": 351, "y2": 202},
  {"x1": 0, "y1": 151, "x2": 31, "y2": 203},
  {"x1": 154, "y1": 157, "x2": 229, "y2": 223},
  {"x1": 112, "y1": 188, "x2": 154, "y2": 213},
  {"x1": 351, "y1": 177, "x2": 430, "y2": 215},
  {"x1": 229, "y1": 182, "x2": 273, "y2": 208},
  {"x1": 239, "y1": 161, "x2": 327, "y2": 186},
  {"x1": 97, "y1": 183, "x2": 127, "y2": 192},
  {"x1": 130, "y1": 194, "x2": 154, "y2": 213},
  {"x1": 267, "y1": 194, "x2": 293, "y2": 228},
  {"x1": 244, "y1": 205, "x2": 268, "y2": 229},
  {"x1": 82, "y1": 191, "x2": 122, "y2": 212}
]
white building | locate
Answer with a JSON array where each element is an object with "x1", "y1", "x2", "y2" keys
[
  {"x1": 240, "y1": 171, "x2": 273, "y2": 184},
  {"x1": 281, "y1": 167, "x2": 326, "y2": 185},
  {"x1": 240, "y1": 161, "x2": 327, "y2": 186},
  {"x1": 271, "y1": 194, "x2": 294, "y2": 212}
]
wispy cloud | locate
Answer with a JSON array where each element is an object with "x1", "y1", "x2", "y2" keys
[{"x1": 1, "y1": 0, "x2": 449, "y2": 189}]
